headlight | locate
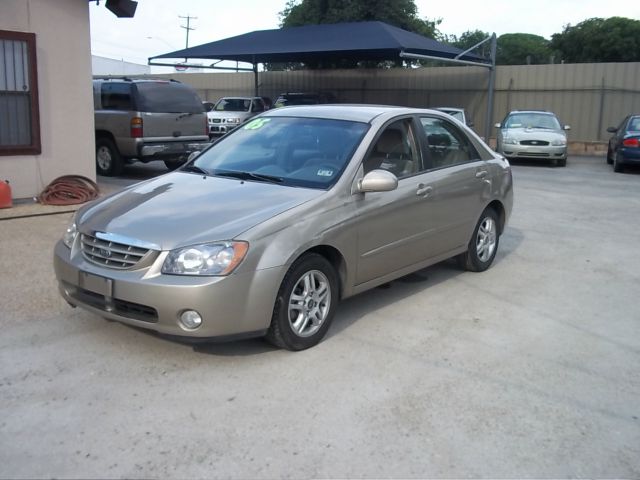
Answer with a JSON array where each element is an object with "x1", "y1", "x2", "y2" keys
[
  {"x1": 551, "y1": 138, "x2": 567, "y2": 146},
  {"x1": 162, "y1": 241, "x2": 249, "y2": 276},
  {"x1": 503, "y1": 136, "x2": 518, "y2": 145},
  {"x1": 63, "y1": 221, "x2": 77, "y2": 248},
  {"x1": 226, "y1": 118, "x2": 241, "y2": 124}
]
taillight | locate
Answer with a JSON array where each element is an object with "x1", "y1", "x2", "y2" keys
[
  {"x1": 130, "y1": 117, "x2": 143, "y2": 138},
  {"x1": 622, "y1": 137, "x2": 639, "y2": 148}
]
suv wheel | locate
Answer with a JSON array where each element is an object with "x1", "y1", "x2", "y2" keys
[{"x1": 96, "y1": 137, "x2": 123, "y2": 177}]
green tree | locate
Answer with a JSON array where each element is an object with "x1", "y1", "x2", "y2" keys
[
  {"x1": 279, "y1": 0, "x2": 440, "y2": 39},
  {"x1": 551, "y1": 17, "x2": 640, "y2": 63},
  {"x1": 448, "y1": 29, "x2": 492, "y2": 58},
  {"x1": 496, "y1": 33, "x2": 552, "y2": 65}
]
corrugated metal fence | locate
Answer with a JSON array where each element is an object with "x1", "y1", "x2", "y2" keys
[{"x1": 166, "y1": 62, "x2": 640, "y2": 142}]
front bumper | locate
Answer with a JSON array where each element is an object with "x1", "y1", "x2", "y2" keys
[
  {"x1": 53, "y1": 241, "x2": 284, "y2": 339},
  {"x1": 501, "y1": 144, "x2": 567, "y2": 160},
  {"x1": 209, "y1": 124, "x2": 239, "y2": 136}
]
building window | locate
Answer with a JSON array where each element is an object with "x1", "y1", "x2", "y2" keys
[{"x1": 0, "y1": 30, "x2": 41, "y2": 156}]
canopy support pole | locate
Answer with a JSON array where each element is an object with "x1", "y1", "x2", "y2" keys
[
  {"x1": 253, "y1": 59, "x2": 258, "y2": 96},
  {"x1": 484, "y1": 33, "x2": 497, "y2": 141}
]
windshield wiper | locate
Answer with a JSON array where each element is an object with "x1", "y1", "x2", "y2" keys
[
  {"x1": 214, "y1": 170, "x2": 284, "y2": 184},
  {"x1": 181, "y1": 164, "x2": 210, "y2": 175}
]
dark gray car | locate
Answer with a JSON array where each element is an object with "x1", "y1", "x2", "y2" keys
[{"x1": 55, "y1": 105, "x2": 513, "y2": 351}]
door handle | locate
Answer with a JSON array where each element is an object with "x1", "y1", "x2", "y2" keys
[
  {"x1": 475, "y1": 170, "x2": 488, "y2": 179},
  {"x1": 416, "y1": 184, "x2": 433, "y2": 197}
]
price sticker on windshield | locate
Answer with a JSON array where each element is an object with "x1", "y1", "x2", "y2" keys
[{"x1": 244, "y1": 118, "x2": 271, "y2": 130}]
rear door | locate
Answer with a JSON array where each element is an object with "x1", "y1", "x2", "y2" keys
[{"x1": 133, "y1": 81, "x2": 207, "y2": 140}]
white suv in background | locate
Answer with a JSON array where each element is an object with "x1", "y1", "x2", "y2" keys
[{"x1": 205, "y1": 97, "x2": 266, "y2": 137}]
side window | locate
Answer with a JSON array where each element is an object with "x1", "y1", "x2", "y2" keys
[
  {"x1": 420, "y1": 117, "x2": 478, "y2": 169},
  {"x1": 101, "y1": 83, "x2": 133, "y2": 111},
  {"x1": 363, "y1": 119, "x2": 419, "y2": 178}
]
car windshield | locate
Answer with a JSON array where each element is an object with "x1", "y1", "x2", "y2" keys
[
  {"x1": 276, "y1": 95, "x2": 320, "y2": 107},
  {"x1": 190, "y1": 116, "x2": 369, "y2": 189},
  {"x1": 504, "y1": 113, "x2": 561, "y2": 130},
  {"x1": 214, "y1": 98, "x2": 251, "y2": 112},
  {"x1": 135, "y1": 82, "x2": 204, "y2": 113}
]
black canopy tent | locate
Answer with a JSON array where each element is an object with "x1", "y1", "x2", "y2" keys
[{"x1": 149, "y1": 21, "x2": 497, "y2": 138}]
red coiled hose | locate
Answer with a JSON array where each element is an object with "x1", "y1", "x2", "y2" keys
[{"x1": 38, "y1": 175, "x2": 100, "y2": 206}]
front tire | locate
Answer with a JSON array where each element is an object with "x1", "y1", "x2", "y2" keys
[
  {"x1": 457, "y1": 208, "x2": 500, "y2": 272},
  {"x1": 266, "y1": 253, "x2": 339, "y2": 351},
  {"x1": 96, "y1": 137, "x2": 123, "y2": 177},
  {"x1": 556, "y1": 157, "x2": 567, "y2": 167},
  {"x1": 164, "y1": 159, "x2": 187, "y2": 171},
  {"x1": 606, "y1": 147, "x2": 614, "y2": 165}
]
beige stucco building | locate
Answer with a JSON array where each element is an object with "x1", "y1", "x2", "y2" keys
[{"x1": 0, "y1": 0, "x2": 95, "y2": 200}]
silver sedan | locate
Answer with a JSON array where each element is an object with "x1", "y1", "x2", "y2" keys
[
  {"x1": 495, "y1": 110, "x2": 570, "y2": 167},
  {"x1": 54, "y1": 105, "x2": 513, "y2": 350}
]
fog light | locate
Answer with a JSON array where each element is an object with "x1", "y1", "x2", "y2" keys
[{"x1": 179, "y1": 310, "x2": 202, "y2": 330}]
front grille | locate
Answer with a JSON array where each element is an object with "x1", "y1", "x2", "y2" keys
[
  {"x1": 520, "y1": 140, "x2": 550, "y2": 146},
  {"x1": 212, "y1": 118, "x2": 222, "y2": 123},
  {"x1": 81, "y1": 233, "x2": 151, "y2": 269},
  {"x1": 517, "y1": 152, "x2": 550, "y2": 157},
  {"x1": 70, "y1": 285, "x2": 158, "y2": 323}
]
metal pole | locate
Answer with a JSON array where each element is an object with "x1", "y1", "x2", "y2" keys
[
  {"x1": 484, "y1": 33, "x2": 497, "y2": 142},
  {"x1": 253, "y1": 59, "x2": 258, "y2": 97}
]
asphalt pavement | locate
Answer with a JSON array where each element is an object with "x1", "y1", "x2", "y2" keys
[{"x1": 0, "y1": 156, "x2": 639, "y2": 478}]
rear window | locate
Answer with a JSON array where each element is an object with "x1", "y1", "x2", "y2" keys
[{"x1": 135, "y1": 82, "x2": 204, "y2": 114}]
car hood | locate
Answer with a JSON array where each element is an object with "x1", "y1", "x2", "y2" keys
[
  {"x1": 503, "y1": 127, "x2": 566, "y2": 140},
  {"x1": 78, "y1": 173, "x2": 324, "y2": 250}
]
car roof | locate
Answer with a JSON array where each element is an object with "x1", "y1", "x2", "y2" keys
[
  {"x1": 217, "y1": 96, "x2": 260, "y2": 100},
  {"x1": 436, "y1": 107, "x2": 465, "y2": 113},
  {"x1": 508, "y1": 110, "x2": 556, "y2": 115},
  {"x1": 263, "y1": 104, "x2": 443, "y2": 123}
]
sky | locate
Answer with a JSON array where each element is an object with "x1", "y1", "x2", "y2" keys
[{"x1": 90, "y1": 0, "x2": 640, "y2": 68}]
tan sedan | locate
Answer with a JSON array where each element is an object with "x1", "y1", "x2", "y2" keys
[{"x1": 54, "y1": 105, "x2": 513, "y2": 350}]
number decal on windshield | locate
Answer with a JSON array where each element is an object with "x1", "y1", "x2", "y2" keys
[{"x1": 244, "y1": 118, "x2": 271, "y2": 130}]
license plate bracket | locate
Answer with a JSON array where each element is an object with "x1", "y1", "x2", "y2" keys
[{"x1": 79, "y1": 271, "x2": 113, "y2": 297}]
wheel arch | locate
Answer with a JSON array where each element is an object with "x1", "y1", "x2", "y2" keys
[
  {"x1": 485, "y1": 199, "x2": 506, "y2": 235},
  {"x1": 95, "y1": 129, "x2": 116, "y2": 144},
  {"x1": 299, "y1": 245, "x2": 348, "y2": 299}
]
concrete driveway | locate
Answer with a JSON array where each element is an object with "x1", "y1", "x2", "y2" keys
[{"x1": 1, "y1": 156, "x2": 639, "y2": 478}]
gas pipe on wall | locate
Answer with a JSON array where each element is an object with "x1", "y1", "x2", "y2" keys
[{"x1": 0, "y1": 180, "x2": 13, "y2": 208}]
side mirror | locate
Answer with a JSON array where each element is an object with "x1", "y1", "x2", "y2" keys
[
  {"x1": 187, "y1": 151, "x2": 201, "y2": 162},
  {"x1": 563, "y1": 125, "x2": 571, "y2": 131},
  {"x1": 606, "y1": 126, "x2": 618, "y2": 133},
  {"x1": 467, "y1": 121, "x2": 474, "y2": 128},
  {"x1": 357, "y1": 170, "x2": 398, "y2": 193},
  {"x1": 494, "y1": 123, "x2": 502, "y2": 129}
]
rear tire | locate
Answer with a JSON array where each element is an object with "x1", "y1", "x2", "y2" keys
[
  {"x1": 266, "y1": 253, "x2": 338, "y2": 351},
  {"x1": 96, "y1": 137, "x2": 123, "y2": 177},
  {"x1": 613, "y1": 152, "x2": 625, "y2": 173},
  {"x1": 457, "y1": 208, "x2": 500, "y2": 272}
]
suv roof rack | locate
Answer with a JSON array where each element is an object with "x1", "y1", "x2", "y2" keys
[{"x1": 92, "y1": 75, "x2": 182, "y2": 83}]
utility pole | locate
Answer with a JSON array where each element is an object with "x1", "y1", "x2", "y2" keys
[{"x1": 179, "y1": 15, "x2": 197, "y2": 50}]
